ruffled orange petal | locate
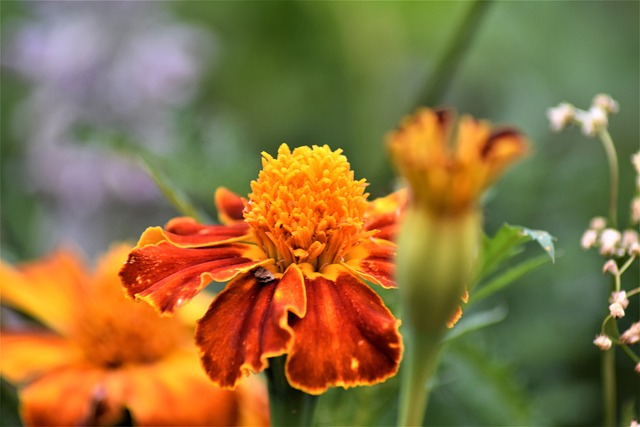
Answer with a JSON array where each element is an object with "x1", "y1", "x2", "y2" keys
[
  {"x1": 364, "y1": 188, "x2": 408, "y2": 242},
  {"x1": 0, "y1": 332, "x2": 84, "y2": 383},
  {"x1": 285, "y1": 271, "x2": 402, "y2": 394},
  {"x1": 19, "y1": 365, "x2": 126, "y2": 427},
  {"x1": 120, "y1": 242, "x2": 270, "y2": 314},
  {"x1": 343, "y1": 238, "x2": 397, "y2": 288},
  {"x1": 0, "y1": 249, "x2": 86, "y2": 334},
  {"x1": 138, "y1": 217, "x2": 251, "y2": 248},
  {"x1": 215, "y1": 187, "x2": 246, "y2": 224},
  {"x1": 196, "y1": 265, "x2": 306, "y2": 389},
  {"x1": 110, "y1": 352, "x2": 252, "y2": 426}
]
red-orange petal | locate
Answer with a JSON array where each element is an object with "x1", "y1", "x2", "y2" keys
[
  {"x1": 343, "y1": 238, "x2": 397, "y2": 288},
  {"x1": 285, "y1": 272, "x2": 402, "y2": 394},
  {"x1": 214, "y1": 187, "x2": 246, "y2": 224},
  {"x1": 137, "y1": 218, "x2": 251, "y2": 249},
  {"x1": 120, "y1": 242, "x2": 270, "y2": 314},
  {"x1": 19, "y1": 365, "x2": 125, "y2": 427},
  {"x1": 364, "y1": 188, "x2": 408, "y2": 242},
  {"x1": 196, "y1": 265, "x2": 306, "y2": 389}
]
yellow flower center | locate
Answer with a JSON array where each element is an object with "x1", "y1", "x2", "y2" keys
[{"x1": 244, "y1": 144, "x2": 369, "y2": 272}]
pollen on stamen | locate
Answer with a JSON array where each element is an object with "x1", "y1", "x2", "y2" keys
[{"x1": 243, "y1": 144, "x2": 369, "y2": 271}]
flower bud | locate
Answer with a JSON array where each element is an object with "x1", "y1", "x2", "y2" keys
[
  {"x1": 620, "y1": 322, "x2": 640, "y2": 344},
  {"x1": 593, "y1": 334, "x2": 612, "y2": 350}
]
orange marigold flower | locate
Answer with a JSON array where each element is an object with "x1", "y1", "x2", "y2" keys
[
  {"x1": 0, "y1": 245, "x2": 269, "y2": 427},
  {"x1": 387, "y1": 108, "x2": 529, "y2": 216},
  {"x1": 120, "y1": 144, "x2": 405, "y2": 395}
]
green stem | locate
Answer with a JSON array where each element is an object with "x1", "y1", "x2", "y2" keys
[
  {"x1": 602, "y1": 281, "x2": 619, "y2": 427},
  {"x1": 265, "y1": 356, "x2": 319, "y2": 427},
  {"x1": 397, "y1": 328, "x2": 442, "y2": 426},
  {"x1": 598, "y1": 129, "x2": 619, "y2": 228},
  {"x1": 602, "y1": 348, "x2": 616, "y2": 427},
  {"x1": 417, "y1": 0, "x2": 493, "y2": 107}
]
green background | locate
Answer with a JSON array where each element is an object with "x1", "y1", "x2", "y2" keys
[{"x1": 1, "y1": 1, "x2": 638, "y2": 425}]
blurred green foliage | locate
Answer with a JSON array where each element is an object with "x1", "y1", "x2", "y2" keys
[{"x1": 1, "y1": 1, "x2": 638, "y2": 426}]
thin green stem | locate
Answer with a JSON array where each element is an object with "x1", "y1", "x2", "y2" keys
[
  {"x1": 618, "y1": 255, "x2": 637, "y2": 276},
  {"x1": 598, "y1": 129, "x2": 619, "y2": 228},
  {"x1": 265, "y1": 356, "x2": 319, "y2": 427},
  {"x1": 602, "y1": 348, "x2": 616, "y2": 427},
  {"x1": 397, "y1": 329, "x2": 442, "y2": 426},
  {"x1": 602, "y1": 278, "x2": 620, "y2": 427},
  {"x1": 416, "y1": 0, "x2": 493, "y2": 107}
]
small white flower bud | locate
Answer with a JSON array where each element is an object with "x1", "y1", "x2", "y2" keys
[
  {"x1": 632, "y1": 152, "x2": 640, "y2": 175},
  {"x1": 635, "y1": 365, "x2": 640, "y2": 376},
  {"x1": 589, "y1": 216, "x2": 607, "y2": 230},
  {"x1": 622, "y1": 229, "x2": 639, "y2": 250},
  {"x1": 581, "y1": 229, "x2": 598, "y2": 249},
  {"x1": 620, "y1": 322, "x2": 640, "y2": 345},
  {"x1": 609, "y1": 302, "x2": 625, "y2": 318},
  {"x1": 602, "y1": 260, "x2": 619, "y2": 275},
  {"x1": 580, "y1": 106, "x2": 608, "y2": 136},
  {"x1": 547, "y1": 103, "x2": 575, "y2": 132},
  {"x1": 593, "y1": 334, "x2": 612, "y2": 350},
  {"x1": 629, "y1": 242, "x2": 640, "y2": 257},
  {"x1": 592, "y1": 94, "x2": 619, "y2": 114},
  {"x1": 631, "y1": 197, "x2": 640, "y2": 224},
  {"x1": 609, "y1": 291, "x2": 628, "y2": 308},
  {"x1": 599, "y1": 228, "x2": 621, "y2": 256}
]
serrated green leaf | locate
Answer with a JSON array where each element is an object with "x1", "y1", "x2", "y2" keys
[
  {"x1": 475, "y1": 224, "x2": 556, "y2": 286},
  {"x1": 518, "y1": 226, "x2": 556, "y2": 263}
]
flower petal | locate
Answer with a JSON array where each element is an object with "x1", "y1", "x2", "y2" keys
[
  {"x1": 19, "y1": 365, "x2": 125, "y2": 427},
  {"x1": 343, "y1": 238, "x2": 397, "y2": 288},
  {"x1": 0, "y1": 332, "x2": 84, "y2": 383},
  {"x1": 0, "y1": 249, "x2": 86, "y2": 334},
  {"x1": 285, "y1": 271, "x2": 402, "y2": 394},
  {"x1": 364, "y1": 188, "x2": 408, "y2": 242},
  {"x1": 138, "y1": 217, "x2": 251, "y2": 248},
  {"x1": 196, "y1": 265, "x2": 306, "y2": 389},
  {"x1": 110, "y1": 352, "x2": 257, "y2": 426},
  {"x1": 215, "y1": 187, "x2": 247, "y2": 224},
  {"x1": 120, "y1": 242, "x2": 271, "y2": 314}
]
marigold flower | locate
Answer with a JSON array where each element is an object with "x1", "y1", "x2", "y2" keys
[
  {"x1": 387, "y1": 108, "x2": 529, "y2": 330},
  {"x1": 0, "y1": 245, "x2": 268, "y2": 426},
  {"x1": 387, "y1": 108, "x2": 529, "y2": 427},
  {"x1": 120, "y1": 144, "x2": 404, "y2": 395}
]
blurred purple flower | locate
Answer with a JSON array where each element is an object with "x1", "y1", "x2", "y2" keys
[{"x1": 3, "y1": 1, "x2": 214, "y2": 253}]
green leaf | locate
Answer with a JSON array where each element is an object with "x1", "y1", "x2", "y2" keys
[
  {"x1": 475, "y1": 223, "x2": 556, "y2": 285},
  {"x1": 443, "y1": 304, "x2": 509, "y2": 343},
  {"x1": 519, "y1": 226, "x2": 556, "y2": 263},
  {"x1": 469, "y1": 253, "x2": 552, "y2": 305},
  {"x1": 1, "y1": 377, "x2": 22, "y2": 427}
]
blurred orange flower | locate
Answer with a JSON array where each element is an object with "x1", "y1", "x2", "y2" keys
[
  {"x1": 0, "y1": 244, "x2": 269, "y2": 426},
  {"x1": 120, "y1": 144, "x2": 404, "y2": 395}
]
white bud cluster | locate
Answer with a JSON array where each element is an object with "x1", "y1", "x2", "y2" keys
[
  {"x1": 580, "y1": 218, "x2": 639, "y2": 258},
  {"x1": 547, "y1": 94, "x2": 619, "y2": 137}
]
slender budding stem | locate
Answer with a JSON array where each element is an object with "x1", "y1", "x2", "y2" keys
[{"x1": 598, "y1": 129, "x2": 619, "y2": 228}]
